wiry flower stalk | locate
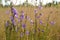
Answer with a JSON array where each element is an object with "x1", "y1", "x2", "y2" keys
[
  {"x1": 5, "y1": 21, "x2": 11, "y2": 40},
  {"x1": 42, "y1": 13, "x2": 52, "y2": 40},
  {"x1": 33, "y1": 9, "x2": 38, "y2": 40},
  {"x1": 19, "y1": 11, "x2": 24, "y2": 40},
  {"x1": 11, "y1": 6, "x2": 16, "y2": 30},
  {"x1": 10, "y1": 5, "x2": 18, "y2": 40}
]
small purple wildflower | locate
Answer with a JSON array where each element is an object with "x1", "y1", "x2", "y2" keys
[
  {"x1": 36, "y1": 16, "x2": 40, "y2": 19},
  {"x1": 12, "y1": 20, "x2": 15, "y2": 25},
  {"x1": 22, "y1": 23, "x2": 26, "y2": 29},
  {"x1": 5, "y1": 21, "x2": 9, "y2": 27},
  {"x1": 39, "y1": 20, "x2": 43, "y2": 24},
  {"x1": 25, "y1": 16, "x2": 30, "y2": 19},
  {"x1": 50, "y1": 21, "x2": 56, "y2": 25},
  {"x1": 11, "y1": 7, "x2": 18, "y2": 16},
  {"x1": 26, "y1": 30, "x2": 30, "y2": 36},
  {"x1": 10, "y1": 16, "x2": 16, "y2": 25},
  {"x1": 34, "y1": 9, "x2": 38, "y2": 14},
  {"x1": 38, "y1": 6, "x2": 43, "y2": 10},
  {"x1": 20, "y1": 15, "x2": 24, "y2": 20},
  {"x1": 15, "y1": 14, "x2": 18, "y2": 18},
  {"x1": 10, "y1": 16, "x2": 14, "y2": 21},
  {"x1": 36, "y1": 13, "x2": 42, "y2": 19},
  {"x1": 20, "y1": 10, "x2": 25, "y2": 20},
  {"x1": 10, "y1": 16, "x2": 14, "y2": 24}
]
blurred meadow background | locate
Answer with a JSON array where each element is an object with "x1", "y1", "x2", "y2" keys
[{"x1": 0, "y1": 0, "x2": 60, "y2": 40}]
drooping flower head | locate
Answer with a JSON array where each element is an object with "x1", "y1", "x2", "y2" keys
[
  {"x1": 20, "y1": 10, "x2": 25, "y2": 20},
  {"x1": 20, "y1": 15, "x2": 24, "y2": 20},
  {"x1": 11, "y1": 6, "x2": 18, "y2": 17},
  {"x1": 10, "y1": 16, "x2": 16, "y2": 25},
  {"x1": 39, "y1": 20, "x2": 43, "y2": 25},
  {"x1": 15, "y1": 14, "x2": 18, "y2": 18},
  {"x1": 10, "y1": 16, "x2": 14, "y2": 21},
  {"x1": 22, "y1": 23, "x2": 26, "y2": 29}
]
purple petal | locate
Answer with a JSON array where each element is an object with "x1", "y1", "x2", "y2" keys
[
  {"x1": 22, "y1": 23, "x2": 26, "y2": 29},
  {"x1": 34, "y1": 9, "x2": 38, "y2": 14},
  {"x1": 38, "y1": 6, "x2": 43, "y2": 10},
  {"x1": 25, "y1": 16, "x2": 30, "y2": 19},
  {"x1": 10, "y1": 16, "x2": 14, "y2": 22},
  {"x1": 11, "y1": 7, "x2": 18, "y2": 16},
  {"x1": 36, "y1": 16, "x2": 40, "y2": 19},
  {"x1": 10, "y1": 16, "x2": 16, "y2": 25},
  {"x1": 50, "y1": 21, "x2": 56, "y2": 25},
  {"x1": 26, "y1": 30, "x2": 30, "y2": 35},
  {"x1": 15, "y1": 14, "x2": 18, "y2": 18},
  {"x1": 39, "y1": 20, "x2": 43, "y2": 24},
  {"x1": 20, "y1": 15, "x2": 24, "y2": 20}
]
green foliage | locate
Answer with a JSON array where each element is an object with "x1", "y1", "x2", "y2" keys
[{"x1": 45, "y1": 3, "x2": 52, "y2": 7}]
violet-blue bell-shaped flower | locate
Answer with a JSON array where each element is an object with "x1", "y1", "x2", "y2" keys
[
  {"x1": 22, "y1": 23, "x2": 26, "y2": 29},
  {"x1": 11, "y1": 7, "x2": 18, "y2": 16}
]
